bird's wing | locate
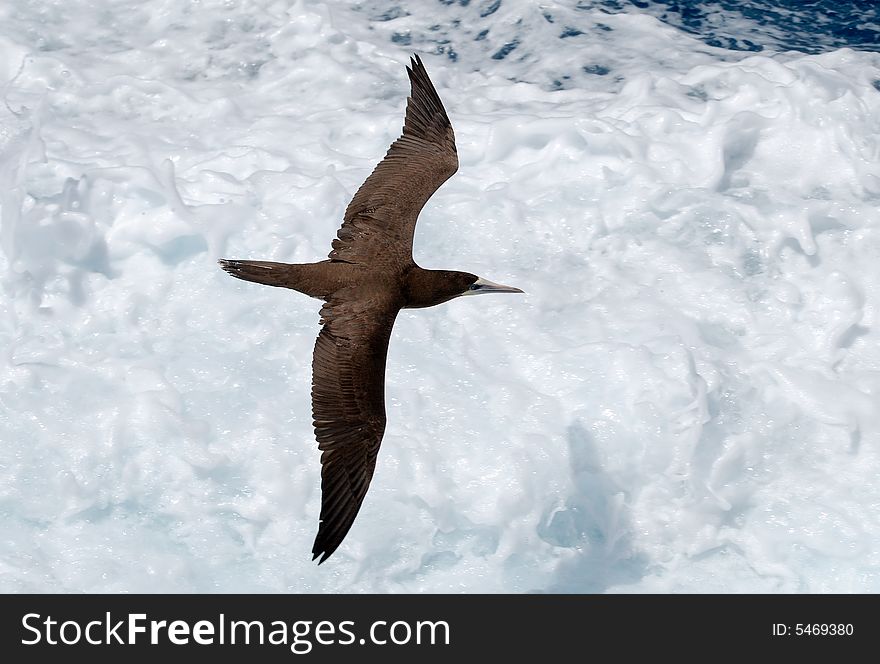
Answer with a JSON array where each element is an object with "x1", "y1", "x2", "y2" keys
[
  {"x1": 310, "y1": 293, "x2": 401, "y2": 563},
  {"x1": 329, "y1": 54, "x2": 459, "y2": 266}
]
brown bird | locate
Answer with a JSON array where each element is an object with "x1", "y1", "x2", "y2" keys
[{"x1": 219, "y1": 54, "x2": 522, "y2": 564}]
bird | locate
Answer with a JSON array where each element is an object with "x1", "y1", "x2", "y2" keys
[{"x1": 219, "y1": 54, "x2": 522, "y2": 564}]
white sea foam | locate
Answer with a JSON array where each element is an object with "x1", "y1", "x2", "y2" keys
[{"x1": 0, "y1": 0, "x2": 878, "y2": 593}]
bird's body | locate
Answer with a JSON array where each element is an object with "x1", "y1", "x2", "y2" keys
[{"x1": 220, "y1": 55, "x2": 521, "y2": 563}]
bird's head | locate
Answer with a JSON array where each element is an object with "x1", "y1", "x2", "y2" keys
[
  {"x1": 441, "y1": 271, "x2": 523, "y2": 304},
  {"x1": 405, "y1": 269, "x2": 523, "y2": 308},
  {"x1": 460, "y1": 273, "x2": 524, "y2": 297}
]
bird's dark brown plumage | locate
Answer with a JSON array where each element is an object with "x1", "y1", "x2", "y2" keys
[
  {"x1": 219, "y1": 54, "x2": 521, "y2": 564},
  {"x1": 330, "y1": 56, "x2": 459, "y2": 267},
  {"x1": 310, "y1": 295, "x2": 398, "y2": 563}
]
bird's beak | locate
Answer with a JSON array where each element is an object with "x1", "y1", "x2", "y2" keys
[{"x1": 467, "y1": 277, "x2": 524, "y2": 295}]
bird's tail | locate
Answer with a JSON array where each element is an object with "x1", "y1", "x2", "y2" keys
[
  {"x1": 218, "y1": 258, "x2": 341, "y2": 299},
  {"x1": 218, "y1": 259, "x2": 302, "y2": 288}
]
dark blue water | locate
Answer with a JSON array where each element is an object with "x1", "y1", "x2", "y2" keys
[
  {"x1": 365, "y1": 1, "x2": 878, "y2": 56},
  {"x1": 355, "y1": 0, "x2": 879, "y2": 90},
  {"x1": 594, "y1": 0, "x2": 880, "y2": 53}
]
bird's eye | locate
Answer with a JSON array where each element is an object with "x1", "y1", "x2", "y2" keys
[{"x1": 468, "y1": 283, "x2": 479, "y2": 290}]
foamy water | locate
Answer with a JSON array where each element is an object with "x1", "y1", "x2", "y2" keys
[{"x1": 1, "y1": 0, "x2": 878, "y2": 593}]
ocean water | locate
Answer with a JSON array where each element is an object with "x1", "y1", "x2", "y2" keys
[{"x1": 0, "y1": 0, "x2": 878, "y2": 593}]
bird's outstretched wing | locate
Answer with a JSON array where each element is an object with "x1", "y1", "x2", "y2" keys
[
  {"x1": 329, "y1": 54, "x2": 459, "y2": 267},
  {"x1": 310, "y1": 293, "x2": 401, "y2": 563}
]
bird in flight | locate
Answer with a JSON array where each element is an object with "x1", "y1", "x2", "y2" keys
[{"x1": 220, "y1": 55, "x2": 522, "y2": 563}]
